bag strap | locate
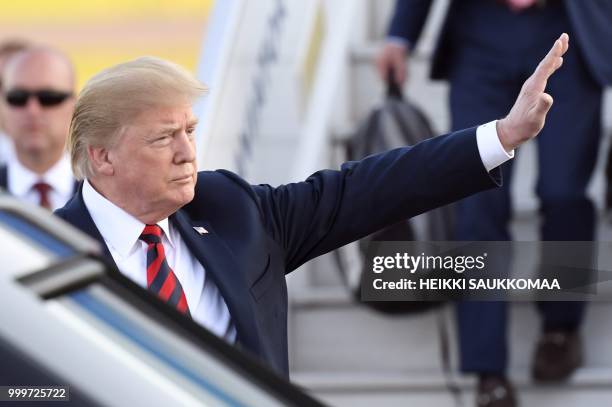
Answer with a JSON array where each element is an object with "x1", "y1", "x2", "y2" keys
[
  {"x1": 386, "y1": 68, "x2": 404, "y2": 101},
  {"x1": 438, "y1": 307, "x2": 465, "y2": 407}
]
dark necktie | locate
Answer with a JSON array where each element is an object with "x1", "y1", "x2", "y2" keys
[
  {"x1": 139, "y1": 224, "x2": 190, "y2": 315},
  {"x1": 32, "y1": 181, "x2": 52, "y2": 209}
]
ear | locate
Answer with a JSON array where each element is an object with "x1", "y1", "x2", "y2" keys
[{"x1": 87, "y1": 145, "x2": 115, "y2": 176}]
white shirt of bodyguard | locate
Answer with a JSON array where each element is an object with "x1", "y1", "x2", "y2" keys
[
  {"x1": 7, "y1": 153, "x2": 74, "y2": 211},
  {"x1": 80, "y1": 120, "x2": 511, "y2": 343},
  {"x1": 82, "y1": 178, "x2": 237, "y2": 343},
  {"x1": 0, "y1": 132, "x2": 14, "y2": 165}
]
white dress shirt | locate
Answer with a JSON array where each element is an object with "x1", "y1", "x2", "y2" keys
[
  {"x1": 82, "y1": 179, "x2": 237, "y2": 343},
  {"x1": 0, "y1": 132, "x2": 13, "y2": 165},
  {"x1": 7, "y1": 153, "x2": 75, "y2": 211},
  {"x1": 477, "y1": 120, "x2": 514, "y2": 171}
]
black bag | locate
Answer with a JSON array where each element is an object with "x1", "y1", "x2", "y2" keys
[{"x1": 335, "y1": 80, "x2": 453, "y2": 315}]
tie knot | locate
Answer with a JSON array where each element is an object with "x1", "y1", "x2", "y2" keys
[
  {"x1": 32, "y1": 181, "x2": 52, "y2": 209},
  {"x1": 32, "y1": 181, "x2": 51, "y2": 194},
  {"x1": 140, "y1": 224, "x2": 163, "y2": 244}
]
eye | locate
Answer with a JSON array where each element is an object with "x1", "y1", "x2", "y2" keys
[
  {"x1": 186, "y1": 127, "x2": 196, "y2": 138},
  {"x1": 153, "y1": 135, "x2": 171, "y2": 145}
]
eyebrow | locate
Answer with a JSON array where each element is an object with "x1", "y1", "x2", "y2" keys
[{"x1": 155, "y1": 119, "x2": 199, "y2": 134}]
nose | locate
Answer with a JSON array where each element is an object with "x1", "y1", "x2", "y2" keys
[
  {"x1": 23, "y1": 96, "x2": 43, "y2": 116},
  {"x1": 173, "y1": 130, "x2": 196, "y2": 164}
]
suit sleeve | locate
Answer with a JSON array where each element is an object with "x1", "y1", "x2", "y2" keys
[
  {"x1": 388, "y1": 0, "x2": 435, "y2": 46},
  {"x1": 252, "y1": 127, "x2": 501, "y2": 273}
]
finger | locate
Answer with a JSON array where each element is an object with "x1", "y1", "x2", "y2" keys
[
  {"x1": 534, "y1": 93, "x2": 554, "y2": 115},
  {"x1": 531, "y1": 33, "x2": 569, "y2": 87},
  {"x1": 395, "y1": 67, "x2": 405, "y2": 86},
  {"x1": 375, "y1": 54, "x2": 388, "y2": 80},
  {"x1": 394, "y1": 57, "x2": 407, "y2": 85},
  {"x1": 534, "y1": 39, "x2": 562, "y2": 83},
  {"x1": 560, "y1": 32, "x2": 569, "y2": 54}
]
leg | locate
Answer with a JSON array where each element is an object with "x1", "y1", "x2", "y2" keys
[
  {"x1": 448, "y1": 45, "x2": 523, "y2": 375},
  {"x1": 523, "y1": 30, "x2": 603, "y2": 382},
  {"x1": 534, "y1": 35, "x2": 602, "y2": 331}
]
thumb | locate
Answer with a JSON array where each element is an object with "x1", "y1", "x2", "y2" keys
[
  {"x1": 375, "y1": 54, "x2": 388, "y2": 81},
  {"x1": 393, "y1": 55, "x2": 407, "y2": 85},
  {"x1": 534, "y1": 93, "x2": 554, "y2": 115},
  {"x1": 394, "y1": 64, "x2": 405, "y2": 85}
]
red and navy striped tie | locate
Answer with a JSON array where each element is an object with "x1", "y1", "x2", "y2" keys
[{"x1": 139, "y1": 224, "x2": 190, "y2": 315}]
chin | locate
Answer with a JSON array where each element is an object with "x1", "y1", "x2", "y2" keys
[
  {"x1": 176, "y1": 183, "x2": 195, "y2": 206},
  {"x1": 20, "y1": 138, "x2": 49, "y2": 153}
]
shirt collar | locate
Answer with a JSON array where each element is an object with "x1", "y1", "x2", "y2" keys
[
  {"x1": 82, "y1": 179, "x2": 174, "y2": 259},
  {"x1": 8, "y1": 153, "x2": 74, "y2": 197}
]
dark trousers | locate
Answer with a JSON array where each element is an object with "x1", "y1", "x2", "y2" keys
[{"x1": 448, "y1": 6, "x2": 603, "y2": 374}]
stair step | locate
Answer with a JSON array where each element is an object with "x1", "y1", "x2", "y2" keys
[
  {"x1": 292, "y1": 368, "x2": 612, "y2": 407},
  {"x1": 292, "y1": 367, "x2": 612, "y2": 391},
  {"x1": 288, "y1": 288, "x2": 612, "y2": 372}
]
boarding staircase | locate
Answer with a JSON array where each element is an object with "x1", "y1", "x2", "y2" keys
[{"x1": 198, "y1": 0, "x2": 612, "y2": 405}]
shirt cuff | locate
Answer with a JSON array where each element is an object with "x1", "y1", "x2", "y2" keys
[
  {"x1": 476, "y1": 120, "x2": 515, "y2": 172},
  {"x1": 386, "y1": 36, "x2": 411, "y2": 50}
]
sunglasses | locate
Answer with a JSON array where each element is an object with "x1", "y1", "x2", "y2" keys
[{"x1": 4, "y1": 89, "x2": 73, "y2": 107}]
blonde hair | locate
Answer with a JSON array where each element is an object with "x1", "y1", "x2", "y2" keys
[{"x1": 69, "y1": 56, "x2": 207, "y2": 180}]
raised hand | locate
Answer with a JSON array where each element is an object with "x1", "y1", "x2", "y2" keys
[{"x1": 497, "y1": 33, "x2": 569, "y2": 151}]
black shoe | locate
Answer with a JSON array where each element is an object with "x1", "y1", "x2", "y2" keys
[
  {"x1": 477, "y1": 375, "x2": 517, "y2": 407},
  {"x1": 532, "y1": 330, "x2": 583, "y2": 382}
]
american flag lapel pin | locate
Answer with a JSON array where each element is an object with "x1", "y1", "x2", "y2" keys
[{"x1": 193, "y1": 226, "x2": 209, "y2": 235}]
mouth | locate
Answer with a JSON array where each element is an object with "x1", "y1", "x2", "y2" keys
[{"x1": 172, "y1": 174, "x2": 193, "y2": 183}]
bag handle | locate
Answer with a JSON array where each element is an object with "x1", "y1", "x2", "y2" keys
[{"x1": 386, "y1": 67, "x2": 404, "y2": 101}]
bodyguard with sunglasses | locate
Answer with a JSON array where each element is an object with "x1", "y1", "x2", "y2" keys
[
  {"x1": 0, "y1": 39, "x2": 29, "y2": 164},
  {"x1": 0, "y1": 47, "x2": 77, "y2": 210}
]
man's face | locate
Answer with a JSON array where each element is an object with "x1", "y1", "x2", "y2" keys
[
  {"x1": 107, "y1": 103, "x2": 198, "y2": 218},
  {"x1": 0, "y1": 52, "x2": 74, "y2": 155}
]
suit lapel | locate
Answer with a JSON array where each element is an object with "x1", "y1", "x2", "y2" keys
[
  {"x1": 171, "y1": 209, "x2": 262, "y2": 355},
  {"x1": 71, "y1": 179, "x2": 82, "y2": 196},
  {"x1": 0, "y1": 165, "x2": 7, "y2": 190},
  {"x1": 61, "y1": 189, "x2": 262, "y2": 355},
  {"x1": 59, "y1": 185, "x2": 116, "y2": 268}
]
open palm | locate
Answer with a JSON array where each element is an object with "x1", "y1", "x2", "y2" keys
[{"x1": 497, "y1": 33, "x2": 569, "y2": 151}]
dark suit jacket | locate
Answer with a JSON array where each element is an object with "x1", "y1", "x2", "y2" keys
[
  {"x1": 55, "y1": 127, "x2": 501, "y2": 377},
  {"x1": 0, "y1": 165, "x2": 8, "y2": 190},
  {"x1": 388, "y1": 0, "x2": 612, "y2": 85}
]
